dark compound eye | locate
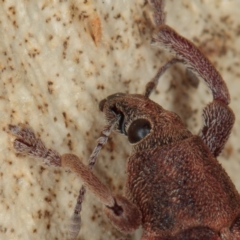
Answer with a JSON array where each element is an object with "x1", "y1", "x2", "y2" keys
[{"x1": 128, "y1": 119, "x2": 151, "y2": 144}]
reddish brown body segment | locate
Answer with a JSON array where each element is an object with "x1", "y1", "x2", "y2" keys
[
  {"x1": 99, "y1": 92, "x2": 240, "y2": 239},
  {"x1": 128, "y1": 133, "x2": 240, "y2": 238},
  {"x1": 9, "y1": 1, "x2": 240, "y2": 240}
]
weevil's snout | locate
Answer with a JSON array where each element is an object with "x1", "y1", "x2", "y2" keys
[
  {"x1": 98, "y1": 93, "x2": 154, "y2": 146},
  {"x1": 99, "y1": 93, "x2": 126, "y2": 111},
  {"x1": 99, "y1": 98, "x2": 106, "y2": 111}
]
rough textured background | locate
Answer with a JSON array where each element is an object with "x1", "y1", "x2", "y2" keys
[{"x1": 1, "y1": 0, "x2": 240, "y2": 239}]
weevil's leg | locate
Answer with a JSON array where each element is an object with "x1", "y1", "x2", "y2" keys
[
  {"x1": 148, "y1": 0, "x2": 166, "y2": 26},
  {"x1": 9, "y1": 121, "x2": 119, "y2": 239},
  {"x1": 145, "y1": 58, "x2": 183, "y2": 98},
  {"x1": 63, "y1": 117, "x2": 142, "y2": 234},
  {"x1": 152, "y1": 25, "x2": 230, "y2": 103},
  {"x1": 9, "y1": 124, "x2": 62, "y2": 166},
  {"x1": 151, "y1": 25, "x2": 235, "y2": 157},
  {"x1": 68, "y1": 117, "x2": 120, "y2": 239},
  {"x1": 9, "y1": 125, "x2": 142, "y2": 234},
  {"x1": 61, "y1": 153, "x2": 142, "y2": 233},
  {"x1": 199, "y1": 101, "x2": 235, "y2": 157}
]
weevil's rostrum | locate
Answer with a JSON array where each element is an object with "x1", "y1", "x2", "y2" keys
[
  {"x1": 9, "y1": 0, "x2": 240, "y2": 240},
  {"x1": 100, "y1": 93, "x2": 192, "y2": 153}
]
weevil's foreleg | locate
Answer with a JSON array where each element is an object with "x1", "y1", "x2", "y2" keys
[
  {"x1": 148, "y1": 0, "x2": 166, "y2": 26},
  {"x1": 145, "y1": 58, "x2": 183, "y2": 97},
  {"x1": 9, "y1": 124, "x2": 141, "y2": 235},
  {"x1": 9, "y1": 124, "x2": 62, "y2": 166},
  {"x1": 68, "y1": 117, "x2": 120, "y2": 239},
  {"x1": 60, "y1": 153, "x2": 114, "y2": 206},
  {"x1": 61, "y1": 153, "x2": 142, "y2": 233},
  {"x1": 151, "y1": 25, "x2": 235, "y2": 157},
  {"x1": 9, "y1": 122, "x2": 118, "y2": 239},
  {"x1": 199, "y1": 101, "x2": 235, "y2": 157},
  {"x1": 152, "y1": 25, "x2": 230, "y2": 104}
]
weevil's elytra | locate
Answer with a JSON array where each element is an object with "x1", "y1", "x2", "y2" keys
[{"x1": 8, "y1": 0, "x2": 240, "y2": 240}]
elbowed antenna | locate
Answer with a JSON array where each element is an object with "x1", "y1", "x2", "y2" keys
[{"x1": 68, "y1": 115, "x2": 121, "y2": 239}]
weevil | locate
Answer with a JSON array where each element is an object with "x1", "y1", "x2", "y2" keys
[{"x1": 9, "y1": 0, "x2": 240, "y2": 239}]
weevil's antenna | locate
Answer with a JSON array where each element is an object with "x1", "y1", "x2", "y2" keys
[
  {"x1": 145, "y1": 58, "x2": 183, "y2": 98},
  {"x1": 68, "y1": 186, "x2": 85, "y2": 239},
  {"x1": 68, "y1": 116, "x2": 120, "y2": 240}
]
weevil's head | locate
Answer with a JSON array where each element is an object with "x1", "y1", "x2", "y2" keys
[{"x1": 99, "y1": 93, "x2": 192, "y2": 152}]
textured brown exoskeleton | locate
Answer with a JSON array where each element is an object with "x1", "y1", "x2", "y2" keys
[{"x1": 9, "y1": 1, "x2": 240, "y2": 240}]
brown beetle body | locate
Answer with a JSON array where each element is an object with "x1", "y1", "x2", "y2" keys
[
  {"x1": 100, "y1": 93, "x2": 240, "y2": 239},
  {"x1": 9, "y1": 1, "x2": 240, "y2": 239}
]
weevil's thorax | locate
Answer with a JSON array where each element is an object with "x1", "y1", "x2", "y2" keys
[{"x1": 99, "y1": 93, "x2": 192, "y2": 153}]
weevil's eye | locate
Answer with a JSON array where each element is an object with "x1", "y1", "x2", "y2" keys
[{"x1": 128, "y1": 119, "x2": 151, "y2": 144}]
